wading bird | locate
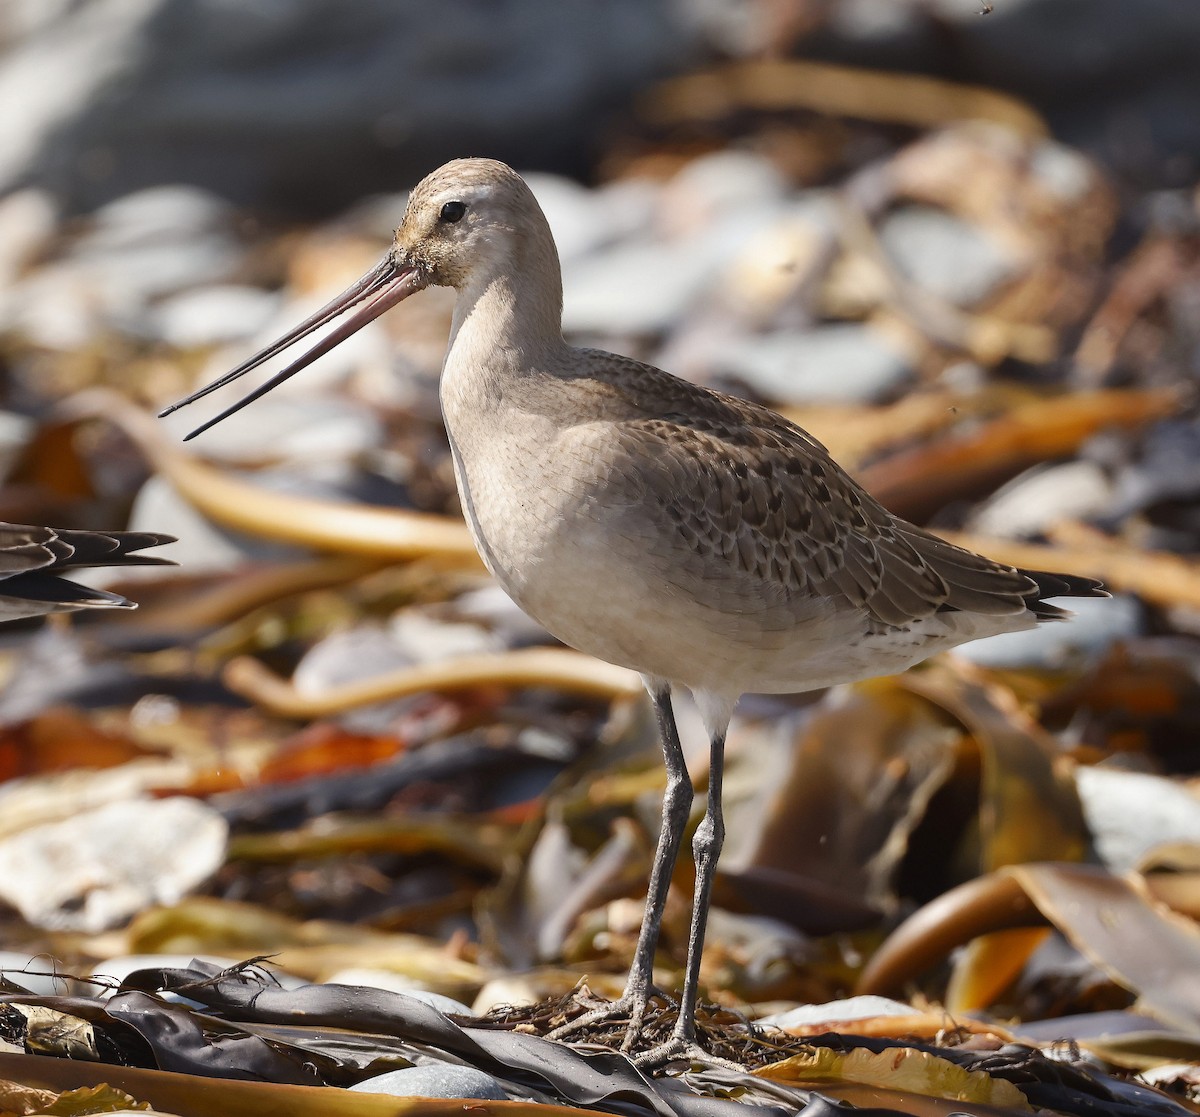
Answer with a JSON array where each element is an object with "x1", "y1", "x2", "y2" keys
[{"x1": 161, "y1": 159, "x2": 1105, "y2": 1065}]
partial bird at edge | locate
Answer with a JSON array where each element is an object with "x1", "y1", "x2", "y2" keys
[{"x1": 0, "y1": 524, "x2": 176, "y2": 621}]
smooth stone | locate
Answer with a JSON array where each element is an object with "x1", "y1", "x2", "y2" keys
[
  {"x1": 146, "y1": 284, "x2": 282, "y2": 348},
  {"x1": 561, "y1": 207, "x2": 782, "y2": 336},
  {"x1": 70, "y1": 237, "x2": 244, "y2": 310},
  {"x1": 157, "y1": 393, "x2": 385, "y2": 465},
  {"x1": 717, "y1": 322, "x2": 914, "y2": 405},
  {"x1": 292, "y1": 625, "x2": 416, "y2": 695},
  {"x1": 560, "y1": 235, "x2": 715, "y2": 337},
  {"x1": 388, "y1": 610, "x2": 501, "y2": 665},
  {"x1": 760, "y1": 995, "x2": 918, "y2": 1029},
  {"x1": 350, "y1": 1066, "x2": 507, "y2": 1100},
  {"x1": 450, "y1": 584, "x2": 553, "y2": 645},
  {"x1": 1030, "y1": 139, "x2": 1099, "y2": 203},
  {"x1": 954, "y1": 594, "x2": 1143, "y2": 669},
  {"x1": 0, "y1": 797, "x2": 228, "y2": 933},
  {"x1": 127, "y1": 474, "x2": 307, "y2": 573},
  {"x1": 1076, "y1": 767, "x2": 1200, "y2": 873},
  {"x1": 879, "y1": 205, "x2": 1019, "y2": 307},
  {"x1": 83, "y1": 185, "x2": 235, "y2": 247},
  {"x1": 0, "y1": 952, "x2": 72, "y2": 996},
  {"x1": 969, "y1": 461, "x2": 1114, "y2": 537},
  {"x1": 657, "y1": 149, "x2": 789, "y2": 235}
]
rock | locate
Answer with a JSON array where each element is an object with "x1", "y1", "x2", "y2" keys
[
  {"x1": 656, "y1": 149, "x2": 789, "y2": 236},
  {"x1": 0, "y1": 0, "x2": 690, "y2": 215},
  {"x1": 716, "y1": 322, "x2": 915, "y2": 405},
  {"x1": 1076, "y1": 767, "x2": 1200, "y2": 873},
  {"x1": 954, "y1": 595, "x2": 1144, "y2": 670},
  {"x1": 878, "y1": 205, "x2": 1019, "y2": 307},
  {"x1": 4, "y1": 184, "x2": 245, "y2": 346},
  {"x1": 718, "y1": 192, "x2": 840, "y2": 327},
  {"x1": 560, "y1": 234, "x2": 713, "y2": 337},
  {"x1": 0, "y1": 796, "x2": 228, "y2": 932},
  {"x1": 350, "y1": 1065, "x2": 507, "y2": 1100},
  {"x1": 388, "y1": 611, "x2": 501, "y2": 664},
  {"x1": 969, "y1": 461, "x2": 1114, "y2": 537},
  {"x1": 292, "y1": 625, "x2": 416, "y2": 696},
  {"x1": 759, "y1": 995, "x2": 918, "y2": 1030},
  {"x1": 145, "y1": 284, "x2": 282, "y2": 349},
  {"x1": 127, "y1": 475, "x2": 307, "y2": 573},
  {"x1": 561, "y1": 206, "x2": 783, "y2": 337},
  {"x1": 524, "y1": 173, "x2": 613, "y2": 264},
  {"x1": 157, "y1": 392, "x2": 385, "y2": 465}
]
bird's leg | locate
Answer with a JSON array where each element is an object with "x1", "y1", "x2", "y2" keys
[
  {"x1": 635, "y1": 728, "x2": 731, "y2": 1070},
  {"x1": 620, "y1": 685, "x2": 693, "y2": 1045},
  {"x1": 547, "y1": 684, "x2": 693, "y2": 1046}
]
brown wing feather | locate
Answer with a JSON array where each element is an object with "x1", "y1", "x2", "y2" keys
[{"x1": 583, "y1": 352, "x2": 1041, "y2": 628}]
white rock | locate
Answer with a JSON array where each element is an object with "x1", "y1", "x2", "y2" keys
[
  {"x1": 970, "y1": 461, "x2": 1114, "y2": 538},
  {"x1": 350, "y1": 1065, "x2": 507, "y2": 1100},
  {"x1": 524, "y1": 173, "x2": 612, "y2": 263},
  {"x1": 0, "y1": 188, "x2": 57, "y2": 286},
  {"x1": 127, "y1": 474, "x2": 306, "y2": 573},
  {"x1": 760, "y1": 994, "x2": 919, "y2": 1029},
  {"x1": 157, "y1": 393, "x2": 384, "y2": 465},
  {"x1": 879, "y1": 205, "x2": 1020, "y2": 307},
  {"x1": 0, "y1": 410, "x2": 34, "y2": 484},
  {"x1": 0, "y1": 796, "x2": 228, "y2": 932},
  {"x1": 658, "y1": 149, "x2": 788, "y2": 236},
  {"x1": 1076, "y1": 767, "x2": 1200, "y2": 873},
  {"x1": 717, "y1": 322, "x2": 915, "y2": 405},
  {"x1": 146, "y1": 284, "x2": 282, "y2": 349}
]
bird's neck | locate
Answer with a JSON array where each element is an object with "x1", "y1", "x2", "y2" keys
[{"x1": 445, "y1": 244, "x2": 566, "y2": 380}]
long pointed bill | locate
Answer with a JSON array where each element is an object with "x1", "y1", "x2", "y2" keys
[{"x1": 158, "y1": 255, "x2": 424, "y2": 441}]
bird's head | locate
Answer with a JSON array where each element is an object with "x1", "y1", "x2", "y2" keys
[{"x1": 159, "y1": 158, "x2": 546, "y2": 439}]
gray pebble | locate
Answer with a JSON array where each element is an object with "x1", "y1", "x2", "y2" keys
[
  {"x1": 879, "y1": 205, "x2": 1018, "y2": 307},
  {"x1": 146, "y1": 284, "x2": 282, "y2": 349},
  {"x1": 1077, "y1": 766, "x2": 1200, "y2": 873},
  {"x1": 349, "y1": 1065, "x2": 507, "y2": 1100},
  {"x1": 717, "y1": 322, "x2": 914, "y2": 405},
  {"x1": 969, "y1": 461, "x2": 1113, "y2": 538}
]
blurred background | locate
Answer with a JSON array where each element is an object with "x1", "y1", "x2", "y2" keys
[{"x1": 2, "y1": 0, "x2": 1200, "y2": 1101}]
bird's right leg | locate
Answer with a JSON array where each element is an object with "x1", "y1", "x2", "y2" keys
[{"x1": 546, "y1": 682, "x2": 693, "y2": 1048}]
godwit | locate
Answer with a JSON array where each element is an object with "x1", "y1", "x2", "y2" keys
[{"x1": 161, "y1": 158, "x2": 1105, "y2": 1065}]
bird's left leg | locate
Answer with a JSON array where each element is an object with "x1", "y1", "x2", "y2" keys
[{"x1": 636, "y1": 692, "x2": 739, "y2": 1071}]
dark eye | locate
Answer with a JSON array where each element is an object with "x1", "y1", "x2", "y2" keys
[{"x1": 439, "y1": 200, "x2": 467, "y2": 224}]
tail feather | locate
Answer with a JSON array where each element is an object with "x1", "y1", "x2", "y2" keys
[{"x1": 1021, "y1": 568, "x2": 1109, "y2": 622}]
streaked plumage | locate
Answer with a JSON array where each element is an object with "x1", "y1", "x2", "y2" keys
[{"x1": 161, "y1": 158, "x2": 1106, "y2": 1062}]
